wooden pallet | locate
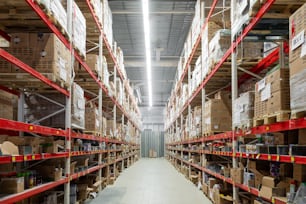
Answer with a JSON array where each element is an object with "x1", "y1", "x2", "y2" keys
[
  {"x1": 253, "y1": 111, "x2": 290, "y2": 127},
  {"x1": 203, "y1": 131, "x2": 224, "y2": 137},
  {"x1": 291, "y1": 110, "x2": 306, "y2": 120},
  {"x1": 84, "y1": 130, "x2": 102, "y2": 137}
]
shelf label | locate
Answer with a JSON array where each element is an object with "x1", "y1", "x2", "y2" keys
[
  {"x1": 32, "y1": 155, "x2": 35, "y2": 160},
  {"x1": 276, "y1": 155, "x2": 280, "y2": 162},
  {"x1": 24, "y1": 156, "x2": 27, "y2": 161},
  {"x1": 291, "y1": 156, "x2": 295, "y2": 163},
  {"x1": 272, "y1": 197, "x2": 275, "y2": 204},
  {"x1": 257, "y1": 78, "x2": 266, "y2": 91},
  {"x1": 256, "y1": 154, "x2": 260, "y2": 159},
  {"x1": 12, "y1": 156, "x2": 16, "y2": 162},
  {"x1": 268, "y1": 155, "x2": 271, "y2": 161},
  {"x1": 292, "y1": 30, "x2": 305, "y2": 51}
]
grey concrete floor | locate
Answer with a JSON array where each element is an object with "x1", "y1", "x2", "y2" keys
[{"x1": 87, "y1": 158, "x2": 212, "y2": 204}]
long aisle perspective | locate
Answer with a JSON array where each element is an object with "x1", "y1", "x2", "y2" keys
[{"x1": 87, "y1": 158, "x2": 211, "y2": 204}]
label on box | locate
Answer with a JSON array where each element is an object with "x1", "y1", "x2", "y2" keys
[
  {"x1": 59, "y1": 57, "x2": 67, "y2": 81},
  {"x1": 257, "y1": 78, "x2": 266, "y2": 91},
  {"x1": 205, "y1": 118, "x2": 211, "y2": 125},
  {"x1": 301, "y1": 41, "x2": 306, "y2": 57},
  {"x1": 261, "y1": 83, "x2": 271, "y2": 101},
  {"x1": 291, "y1": 30, "x2": 304, "y2": 51}
]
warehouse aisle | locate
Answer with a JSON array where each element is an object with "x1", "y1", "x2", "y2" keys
[{"x1": 87, "y1": 158, "x2": 211, "y2": 204}]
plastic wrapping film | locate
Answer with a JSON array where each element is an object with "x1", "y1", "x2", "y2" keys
[
  {"x1": 233, "y1": 92, "x2": 254, "y2": 128},
  {"x1": 103, "y1": 0, "x2": 113, "y2": 49},
  {"x1": 37, "y1": 0, "x2": 68, "y2": 34},
  {"x1": 231, "y1": 0, "x2": 259, "y2": 36},
  {"x1": 72, "y1": 2, "x2": 86, "y2": 57},
  {"x1": 290, "y1": 68, "x2": 306, "y2": 112},
  {"x1": 209, "y1": 29, "x2": 231, "y2": 69},
  {"x1": 90, "y1": 0, "x2": 103, "y2": 25},
  {"x1": 71, "y1": 83, "x2": 85, "y2": 130}
]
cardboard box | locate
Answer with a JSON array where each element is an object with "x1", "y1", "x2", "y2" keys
[
  {"x1": 259, "y1": 186, "x2": 285, "y2": 200},
  {"x1": 230, "y1": 168, "x2": 244, "y2": 184},
  {"x1": 262, "y1": 176, "x2": 275, "y2": 188},
  {"x1": 289, "y1": 3, "x2": 306, "y2": 76},
  {"x1": 85, "y1": 104, "x2": 100, "y2": 133},
  {"x1": 35, "y1": 166, "x2": 62, "y2": 181},
  {"x1": 255, "y1": 68, "x2": 290, "y2": 118},
  {"x1": 85, "y1": 54, "x2": 102, "y2": 79},
  {"x1": 298, "y1": 129, "x2": 306, "y2": 145},
  {"x1": 0, "y1": 90, "x2": 14, "y2": 120},
  {"x1": 202, "y1": 183, "x2": 209, "y2": 195},
  {"x1": 208, "y1": 178, "x2": 218, "y2": 188},
  {"x1": 203, "y1": 99, "x2": 232, "y2": 134},
  {"x1": 279, "y1": 163, "x2": 293, "y2": 177},
  {"x1": 293, "y1": 164, "x2": 306, "y2": 182},
  {"x1": 0, "y1": 177, "x2": 24, "y2": 194}
]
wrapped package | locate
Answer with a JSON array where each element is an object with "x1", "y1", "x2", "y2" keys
[
  {"x1": 36, "y1": 0, "x2": 68, "y2": 34},
  {"x1": 233, "y1": 92, "x2": 254, "y2": 128},
  {"x1": 103, "y1": 0, "x2": 113, "y2": 49},
  {"x1": 72, "y1": 2, "x2": 86, "y2": 57},
  {"x1": 209, "y1": 29, "x2": 231, "y2": 69},
  {"x1": 231, "y1": 0, "x2": 261, "y2": 36},
  {"x1": 290, "y1": 69, "x2": 306, "y2": 112},
  {"x1": 90, "y1": 0, "x2": 103, "y2": 25},
  {"x1": 71, "y1": 83, "x2": 85, "y2": 129}
]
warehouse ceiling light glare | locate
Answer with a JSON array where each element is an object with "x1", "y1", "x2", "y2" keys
[{"x1": 142, "y1": 0, "x2": 153, "y2": 107}]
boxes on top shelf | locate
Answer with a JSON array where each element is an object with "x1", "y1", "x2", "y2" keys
[
  {"x1": 289, "y1": 3, "x2": 306, "y2": 114},
  {"x1": 103, "y1": 0, "x2": 113, "y2": 49},
  {"x1": 35, "y1": 0, "x2": 68, "y2": 35},
  {"x1": 90, "y1": 0, "x2": 103, "y2": 25},
  {"x1": 72, "y1": 2, "x2": 86, "y2": 57},
  {"x1": 191, "y1": 0, "x2": 201, "y2": 47},
  {"x1": 254, "y1": 67, "x2": 290, "y2": 121},
  {"x1": 231, "y1": 0, "x2": 261, "y2": 36}
]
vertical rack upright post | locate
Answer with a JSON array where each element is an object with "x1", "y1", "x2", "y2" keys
[
  {"x1": 64, "y1": 0, "x2": 73, "y2": 203},
  {"x1": 231, "y1": 0, "x2": 239, "y2": 201}
]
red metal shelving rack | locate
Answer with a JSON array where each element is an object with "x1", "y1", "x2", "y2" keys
[
  {"x1": 0, "y1": 0, "x2": 141, "y2": 202},
  {"x1": 164, "y1": 0, "x2": 306, "y2": 202}
]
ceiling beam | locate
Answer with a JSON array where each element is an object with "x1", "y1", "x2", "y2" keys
[{"x1": 125, "y1": 59, "x2": 178, "y2": 68}]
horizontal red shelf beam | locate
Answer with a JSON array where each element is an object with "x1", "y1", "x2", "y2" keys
[
  {"x1": 0, "y1": 49, "x2": 69, "y2": 97},
  {"x1": 0, "y1": 178, "x2": 68, "y2": 204},
  {"x1": 0, "y1": 153, "x2": 69, "y2": 164},
  {"x1": 167, "y1": 118, "x2": 306, "y2": 146},
  {"x1": 0, "y1": 118, "x2": 67, "y2": 137}
]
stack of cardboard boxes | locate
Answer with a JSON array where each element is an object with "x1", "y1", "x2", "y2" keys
[
  {"x1": 254, "y1": 68, "x2": 290, "y2": 121},
  {"x1": 5, "y1": 33, "x2": 72, "y2": 87},
  {"x1": 289, "y1": 3, "x2": 306, "y2": 115}
]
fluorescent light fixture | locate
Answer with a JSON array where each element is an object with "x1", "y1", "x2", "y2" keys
[{"x1": 142, "y1": 0, "x2": 153, "y2": 107}]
